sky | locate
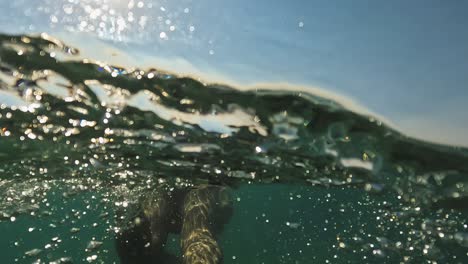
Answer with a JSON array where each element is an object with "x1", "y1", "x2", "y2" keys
[{"x1": 1, "y1": 0, "x2": 468, "y2": 146}]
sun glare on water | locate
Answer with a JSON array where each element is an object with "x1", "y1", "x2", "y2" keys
[{"x1": 39, "y1": 0, "x2": 194, "y2": 42}]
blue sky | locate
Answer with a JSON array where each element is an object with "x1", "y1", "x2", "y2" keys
[{"x1": 1, "y1": 0, "x2": 468, "y2": 146}]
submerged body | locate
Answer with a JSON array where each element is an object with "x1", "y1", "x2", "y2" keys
[{"x1": 116, "y1": 184, "x2": 233, "y2": 264}]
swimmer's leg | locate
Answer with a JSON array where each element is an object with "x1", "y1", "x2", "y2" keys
[
  {"x1": 116, "y1": 190, "x2": 176, "y2": 263},
  {"x1": 180, "y1": 185, "x2": 233, "y2": 264},
  {"x1": 115, "y1": 211, "x2": 152, "y2": 264}
]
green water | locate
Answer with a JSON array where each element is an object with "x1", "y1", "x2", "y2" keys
[{"x1": 0, "y1": 33, "x2": 468, "y2": 263}]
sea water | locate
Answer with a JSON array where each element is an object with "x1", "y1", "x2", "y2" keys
[{"x1": 0, "y1": 33, "x2": 468, "y2": 263}]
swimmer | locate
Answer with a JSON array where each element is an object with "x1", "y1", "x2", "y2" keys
[{"x1": 116, "y1": 184, "x2": 233, "y2": 264}]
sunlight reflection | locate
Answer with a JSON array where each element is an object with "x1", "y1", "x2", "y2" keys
[{"x1": 41, "y1": 0, "x2": 194, "y2": 42}]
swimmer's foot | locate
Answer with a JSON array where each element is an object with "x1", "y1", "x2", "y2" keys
[
  {"x1": 158, "y1": 250, "x2": 182, "y2": 264},
  {"x1": 181, "y1": 228, "x2": 222, "y2": 264}
]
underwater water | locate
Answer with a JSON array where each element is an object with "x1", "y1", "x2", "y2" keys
[{"x1": 0, "y1": 33, "x2": 468, "y2": 264}]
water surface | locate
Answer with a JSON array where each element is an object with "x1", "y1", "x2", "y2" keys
[{"x1": 2, "y1": 0, "x2": 468, "y2": 146}]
